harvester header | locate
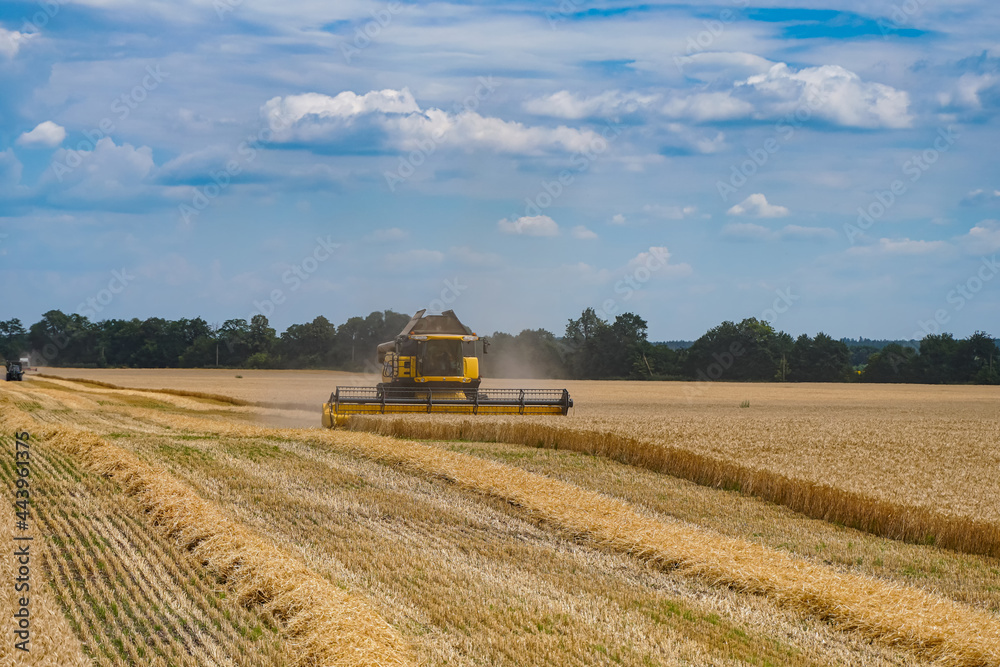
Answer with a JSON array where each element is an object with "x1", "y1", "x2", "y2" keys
[{"x1": 322, "y1": 309, "x2": 573, "y2": 427}]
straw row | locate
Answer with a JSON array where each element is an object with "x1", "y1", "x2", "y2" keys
[
  {"x1": 0, "y1": 404, "x2": 412, "y2": 667},
  {"x1": 345, "y1": 415, "x2": 1000, "y2": 559}
]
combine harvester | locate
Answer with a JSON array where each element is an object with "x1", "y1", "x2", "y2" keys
[{"x1": 322, "y1": 309, "x2": 573, "y2": 428}]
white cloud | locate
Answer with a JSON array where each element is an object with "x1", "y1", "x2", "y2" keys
[
  {"x1": 522, "y1": 90, "x2": 659, "y2": 119},
  {"x1": 665, "y1": 57, "x2": 913, "y2": 129},
  {"x1": 0, "y1": 27, "x2": 32, "y2": 59},
  {"x1": 643, "y1": 204, "x2": 699, "y2": 220},
  {"x1": 498, "y1": 215, "x2": 559, "y2": 237},
  {"x1": 611, "y1": 213, "x2": 626, "y2": 225},
  {"x1": 939, "y1": 73, "x2": 998, "y2": 110},
  {"x1": 958, "y1": 220, "x2": 1000, "y2": 255},
  {"x1": 662, "y1": 92, "x2": 754, "y2": 122},
  {"x1": 17, "y1": 121, "x2": 66, "y2": 148},
  {"x1": 541, "y1": 57, "x2": 912, "y2": 130},
  {"x1": 264, "y1": 89, "x2": 420, "y2": 124},
  {"x1": 726, "y1": 194, "x2": 788, "y2": 218},
  {"x1": 673, "y1": 52, "x2": 774, "y2": 83},
  {"x1": 737, "y1": 63, "x2": 913, "y2": 129},
  {"x1": 263, "y1": 89, "x2": 601, "y2": 155},
  {"x1": 571, "y1": 225, "x2": 598, "y2": 240},
  {"x1": 625, "y1": 246, "x2": 693, "y2": 277},
  {"x1": 47, "y1": 137, "x2": 155, "y2": 199}
]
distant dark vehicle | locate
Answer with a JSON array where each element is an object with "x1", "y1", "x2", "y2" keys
[{"x1": 5, "y1": 362, "x2": 23, "y2": 381}]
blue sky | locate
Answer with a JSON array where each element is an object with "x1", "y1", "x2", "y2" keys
[{"x1": 1, "y1": 0, "x2": 999, "y2": 340}]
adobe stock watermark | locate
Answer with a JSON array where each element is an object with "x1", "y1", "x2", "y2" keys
[
  {"x1": 912, "y1": 255, "x2": 999, "y2": 340},
  {"x1": 716, "y1": 89, "x2": 828, "y2": 202},
  {"x1": 248, "y1": 236, "x2": 341, "y2": 319},
  {"x1": 595, "y1": 246, "x2": 671, "y2": 320},
  {"x1": 214, "y1": 0, "x2": 243, "y2": 20},
  {"x1": 52, "y1": 65, "x2": 168, "y2": 182},
  {"x1": 844, "y1": 125, "x2": 958, "y2": 244},
  {"x1": 341, "y1": 2, "x2": 404, "y2": 64},
  {"x1": 877, "y1": 0, "x2": 928, "y2": 38},
  {"x1": 672, "y1": 0, "x2": 750, "y2": 74},
  {"x1": 423, "y1": 276, "x2": 467, "y2": 314},
  {"x1": 383, "y1": 76, "x2": 501, "y2": 192},
  {"x1": 682, "y1": 286, "x2": 798, "y2": 401},
  {"x1": 760, "y1": 287, "x2": 799, "y2": 325},
  {"x1": 179, "y1": 109, "x2": 294, "y2": 224},
  {"x1": 503, "y1": 120, "x2": 623, "y2": 222},
  {"x1": 76, "y1": 268, "x2": 135, "y2": 319},
  {"x1": 19, "y1": 0, "x2": 70, "y2": 32},
  {"x1": 544, "y1": 0, "x2": 585, "y2": 29}
]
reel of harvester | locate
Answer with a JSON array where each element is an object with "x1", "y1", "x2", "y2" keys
[{"x1": 322, "y1": 309, "x2": 574, "y2": 428}]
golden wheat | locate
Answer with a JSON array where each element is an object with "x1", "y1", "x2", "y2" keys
[
  {"x1": 10, "y1": 373, "x2": 1000, "y2": 665},
  {"x1": 29, "y1": 389, "x2": 994, "y2": 665},
  {"x1": 0, "y1": 403, "x2": 412, "y2": 667}
]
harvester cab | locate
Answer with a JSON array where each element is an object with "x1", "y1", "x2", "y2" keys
[{"x1": 323, "y1": 309, "x2": 573, "y2": 428}]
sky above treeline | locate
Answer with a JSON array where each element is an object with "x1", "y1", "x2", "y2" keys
[{"x1": 1, "y1": 0, "x2": 998, "y2": 341}]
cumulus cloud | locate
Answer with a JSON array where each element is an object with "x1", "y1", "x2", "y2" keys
[
  {"x1": 47, "y1": 137, "x2": 155, "y2": 200},
  {"x1": 736, "y1": 63, "x2": 913, "y2": 129},
  {"x1": 726, "y1": 194, "x2": 788, "y2": 218},
  {"x1": 522, "y1": 90, "x2": 659, "y2": 119},
  {"x1": 611, "y1": 213, "x2": 626, "y2": 225},
  {"x1": 0, "y1": 27, "x2": 32, "y2": 59},
  {"x1": 17, "y1": 121, "x2": 66, "y2": 148},
  {"x1": 958, "y1": 220, "x2": 1000, "y2": 254},
  {"x1": 523, "y1": 57, "x2": 911, "y2": 130},
  {"x1": 625, "y1": 246, "x2": 693, "y2": 278},
  {"x1": 939, "y1": 73, "x2": 998, "y2": 110},
  {"x1": 498, "y1": 215, "x2": 559, "y2": 236},
  {"x1": 571, "y1": 225, "x2": 598, "y2": 240},
  {"x1": 262, "y1": 89, "x2": 601, "y2": 155}
]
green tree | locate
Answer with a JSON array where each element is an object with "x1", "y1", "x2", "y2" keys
[
  {"x1": 788, "y1": 333, "x2": 852, "y2": 382},
  {"x1": 684, "y1": 318, "x2": 780, "y2": 381},
  {"x1": 0, "y1": 319, "x2": 28, "y2": 361},
  {"x1": 860, "y1": 343, "x2": 917, "y2": 383}
]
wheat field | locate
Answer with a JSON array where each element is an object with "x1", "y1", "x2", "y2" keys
[{"x1": 3, "y1": 369, "x2": 1000, "y2": 665}]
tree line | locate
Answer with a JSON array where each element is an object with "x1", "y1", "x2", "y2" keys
[{"x1": 1, "y1": 308, "x2": 997, "y2": 384}]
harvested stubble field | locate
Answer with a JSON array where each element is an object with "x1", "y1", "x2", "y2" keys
[{"x1": 3, "y1": 369, "x2": 1000, "y2": 666}]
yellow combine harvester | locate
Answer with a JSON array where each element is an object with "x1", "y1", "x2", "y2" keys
[{"x1": 322, "y1": 309, "x2": 573, "y2": 427}]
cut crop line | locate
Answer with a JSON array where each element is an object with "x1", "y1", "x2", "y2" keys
[
  {"x1": 347, "y1": 415, "x2": 1000, "y2": 560},
  {"x1": 60, "y1": 399, "x2": 1000, "y2": 666},
  {"x1": 304, "y1": 427, "x2": 1000, "y2": 666},
  {"x1": 30, "y1": 454, "x2": 190, "y2": 664},
  {"x1": 0, "y1": 404, "x2": 412, "y2": 667}
]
